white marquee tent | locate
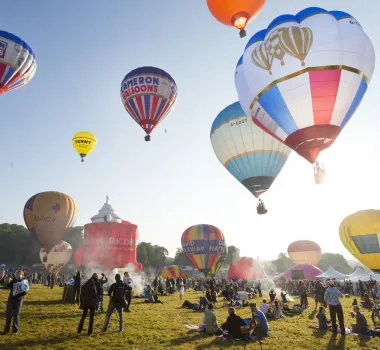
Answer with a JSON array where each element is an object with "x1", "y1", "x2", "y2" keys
[{"x1": 315, "y1": 266, "x2": 348, "y2": 280}]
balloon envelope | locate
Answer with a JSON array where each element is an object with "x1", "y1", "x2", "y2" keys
[
  {"x1": 181, "y1": 224, "x2": 227, "y2": 277},
  {"x1": 120, "y1": 66, "x2": 177, "y2": 137},
  {"x1": 288, "y1": 240, "x2": 321, "y2": 265},
  {"x1": 282, "y1": 264, "x2": 323, "y2": 281},
  {"x1": 0, "y1": 31, "x2": 37, "y2": 94},
  {"x1": 40, "y1": 240, "x2": 72, "y2": 274},
  {"x1": 210, "y1": 102, "x2": 290, "y2": 198},
  {"x1": 72, "y1": 131, "x2": 97, "y2": 161},
  {"x1": 161, "y1": 265, "x2": 185, "y2": 279},
  {"x1": 237, "y1": 7, "x2": 375, "y2": 163},
  {"x1": 339, "y1": 210, "x2": 380, "y2": 272},
  {"x1": 206, "y1": 0, "x2": 265, "y2": 32},
  {"x1": 227, "y1": 257, "x2": 266, "y2": 280},
  {"x1": 23, "y1": 191, "x2": 78, "y2": 253}
]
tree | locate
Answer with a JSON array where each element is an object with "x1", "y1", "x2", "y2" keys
[
  {"x1": 173, "y1": 248, "x2": 191, "y2": 266},
  {"x1": 223, "y1": 246, "x2": 240, "y2": 267},
  {"x1": 317, "y1": 253, "x2": 353, "y2": 274},
  {"x1": 271, "y1": 253, "x2": 294, "y2": 273},
  {"x1": 136, "y1": 242, "x2": 169, "y2": 269}
]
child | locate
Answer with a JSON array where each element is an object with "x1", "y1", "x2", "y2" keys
[{"x1": 316, "y1": 306, "x2": 330, "y2": 331}]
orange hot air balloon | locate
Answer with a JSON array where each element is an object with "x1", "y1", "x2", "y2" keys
[
  {"x1": 206, "y1": 0, "x2": 266, "y2": 38},
  {"x1": 161, "y1": 265, "x2": 186, "y2": 279},
  {"x1": 287, "y1": 240, "x2": 322, "y2": 266}
]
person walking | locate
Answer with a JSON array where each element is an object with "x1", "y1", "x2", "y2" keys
[
  {"x1": 103, "y1": 274, "x2": 126, "y2": 332},
  {"x1": 77, "y1": 273, "x2": 102, "y2": 336},
  {"x1": 324, "y1": 281, "x2": 345, "y2": 335},
  {"x1": 3, "y1": 270, "x2": 29, "y2": 334}
]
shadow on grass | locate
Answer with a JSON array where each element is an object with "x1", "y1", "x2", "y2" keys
[
  {"x1": 23, "y1": 299, "x2": 63, "y2": 306},
  {"x1": 0, "y1": 333, "x2": 79, "y2": 349},
  {"x1": 22, "y1": 312, "x2": 77, "y2": 320},
  {"x1": 170, "y1": 332, "x2": 207, "y2": 346},
  {"x1": 327, "y1": 334, "x2": 345, "y2": 349},
  {"x1": 309, "y1": 310, "x2": 317, "y2": 320},
  {"x1": 195, "y1": 337, "x2": 264, "y2": 349}
]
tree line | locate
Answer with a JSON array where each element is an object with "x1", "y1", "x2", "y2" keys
[{"x1": 0, "y1": 223, "x2": 357, "y2": 274}]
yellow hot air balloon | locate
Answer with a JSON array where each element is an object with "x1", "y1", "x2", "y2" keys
[
  {"x1": 40, "y1": 240, "x2": 72, "y2": 274},
  {"x1": 24, "y1": 191, "x2": 78, "y2": 253},
  {"x1": 339, "y1": 210, "x2": 380, "y2": 272},
  {"x1": 72, "y1": 131, "x2": 97, "y2": 162}
]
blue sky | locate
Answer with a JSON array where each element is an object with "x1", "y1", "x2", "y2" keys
[{"x1": 0, "y1": 0, "x2": 379, "y2": 260}]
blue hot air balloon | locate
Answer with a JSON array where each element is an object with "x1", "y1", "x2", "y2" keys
[
  {"x1": 120, "y1": 66, "x2": 178, "y2": 141},
  {"x1": 210, "y1": 101, "x2": 291, "y2": 214}
]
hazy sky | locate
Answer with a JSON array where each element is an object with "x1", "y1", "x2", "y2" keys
[{"x1": 0, "y1": 1, "x2": 378, "y2": 260}]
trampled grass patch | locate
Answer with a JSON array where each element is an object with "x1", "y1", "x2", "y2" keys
[{"x1": 1, "y1": 285, "x2": 380, "y2": 349}]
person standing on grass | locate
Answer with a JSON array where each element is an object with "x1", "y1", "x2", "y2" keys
[
  {"x1": 3, "y1": 270, "x2": 29, "y2": 334},
  {"x1": 73, "y1": 271, "x2": 82, "y2": 304},
  {"x1": 324, "y1": 280, "x2": 345, "y2": 335},
  {"x1": 179, "y1": 278, "x2": 185, "y2": 300},
  {"x1": 103, "y1": 274, "x2": 126, "y2": 332},
  {"x1": 98, "y1": 273, "x2": 108, "y2": 312},
  {"x1": 123, "y1": 272, "x2": 133, "y2": 312},
  {"x1": 77, "y1": 273, "x2": 102, "y2": 337}
]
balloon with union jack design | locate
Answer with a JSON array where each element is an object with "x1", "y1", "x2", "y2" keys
[
  {"x1": 120, "y1": 66, "x2": 177, "y2": 141},
  {"x1": 0, "y1": 31, "x2": 37, "y2": 94}
]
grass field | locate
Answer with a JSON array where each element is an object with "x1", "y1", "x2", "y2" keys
[{"x1": 1, "y1": 285, "x2": 380, "y2": 349}]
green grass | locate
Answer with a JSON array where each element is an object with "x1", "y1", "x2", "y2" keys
[{"x1": 1, "y1": 285, "x2": 380, "y2": 349}]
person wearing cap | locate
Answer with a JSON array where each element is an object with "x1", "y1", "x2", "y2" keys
[
  {"x1": 324, "y1": 280, "x2": 345, "y2": 335},
  {"x1": 3, "y1": 270, "x2": 29, "y2": 334},
  {"x1": 250, "y1": 303, "x2": 269, "y2": 339}
]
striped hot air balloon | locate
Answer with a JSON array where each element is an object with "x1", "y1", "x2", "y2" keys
[
  {"x1": 181, "y1": 224, "x2": 227, "y2": 277},
  {"x1": 287, "y1": 240, "x2": 322, "y2": 266},
  {"x1": 120, "y1": 66, "x2": 177, "y2": 141},
  {"x1": 0, "y1": 31, "x2": 37, "y2": 94},
  {"x1": 161, "y1": 265, "x2": 185, "y2": 279}
]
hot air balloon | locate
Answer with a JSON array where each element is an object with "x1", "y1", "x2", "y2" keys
[
  {"x1": 161, "y1": 265, "x2": 186, "y2": 279},
  {"x1": 237, "y1": 7, "x2": 375, "y2": 184},
  {"x1": 120, "y1": 66, "x2": 177, "y2": 141},
  {"x1": 227, "y1": 257, "x2": 266, "y2": 281},
  {"x1": 72, "y1": 131, "x2": 97, "y2": 162},
  {"x1": 23, "y1": 191, "x2": 78, "y2": 253},
  {"x1": 210, "y1": 101, "x2": 291, "y2": 214},
  {"x1": 40, "y1": 240, "x2": 72, "y2": 274},
  {"x1": 206, "y1": 0, "x2": 266, "y2": 38},
  {"x1": 0, "y1": 31, "x2": 37, "y2": 94},
  {"x1": 339, "y1": 210, "x2": 380, "y2": 272},
  {"x1": 287, "y1": 240, "x2": 321, "y2": 266},
  {"x1": 181, "y1": 224, "x2": 227, "y2": 277}
]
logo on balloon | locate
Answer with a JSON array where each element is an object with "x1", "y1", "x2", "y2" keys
[
  {"x1": 252, "y1": 26, "x2": 314, "y2": 74},
  {"x1": 51, "y1": 202, "x2": 60, "y2": 213},
  {"x1": 0, "y1": 40, "x2": 8, "y2": 59}
]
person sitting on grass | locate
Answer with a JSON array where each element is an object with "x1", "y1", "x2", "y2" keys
[
  {"x1": 250, "y1": 303, "x2": 269, "y2": 340},
  {"x1": 200, "y1": 295, "x2": 209, "y2": 311},
  {"x1": 259, "y1": 299, "x2": 270, "y2": 316},
  {"x1": 273, "y1": 300, "x2": 285, "y2": 319},
  {"x1": 316, "y1": 306, "x2": 331, "y2": 331},
  {"x1": 269, "y1": 289, "x2": 276, "y2": 303},
  {"x1": 204, "y1": 303, "x2": 223, "y2": 336},
  {"x1": 281, "y1": 291, "x2": 288, "y2": 303},
  {"x1": 221, "y1": 307, "x2": 243, "y2": 339},
  {"x1": 350, "y1": 305, "x2": 370, "y2": 334},
  {"x1": 144, "y1": 290, "x2": 163, "y2": 303},
  {"x1": 352, "y1": 298, "x2": 358, "y2": 306},
  {"x1": 360, "y1": 293, "x2": 373, "y2": 309}
]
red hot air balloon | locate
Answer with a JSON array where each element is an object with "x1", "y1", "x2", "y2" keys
[{"x1": 227, "y1": 257, "x2": 266, "y2": 280}]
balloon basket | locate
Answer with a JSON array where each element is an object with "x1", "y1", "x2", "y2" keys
[
  {"x1": 144, "y1": 135, "x2": 151, "y2": 142},
  {"x1": 314, "y1": 173, "x2": 325, "y2": 185},
  {"x1": 239, "y1": 29, "x2": 246, "y2": 38}
]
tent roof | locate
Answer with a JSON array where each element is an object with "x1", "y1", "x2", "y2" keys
[
  {"x1": 348, "y1": 266, "x2": 366, "y2": 278},
  {"x1": 315, "y1": 266, "x2": 348, "y2": 280}
]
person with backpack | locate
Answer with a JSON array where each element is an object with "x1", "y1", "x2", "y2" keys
[
  {"x1": 103, "y1": 274, "x2": 126, "y2": 332},
  {"x1": 77, "y1": 273, "x2": 102, "y2": 336}
]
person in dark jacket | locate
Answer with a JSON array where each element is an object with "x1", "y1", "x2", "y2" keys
[
  {"x1": 221, "y1": 307, "x2": 243, "y2": 338},
  {"x1": 77, "y1": 273, "x2": 102, "y2": 336},
  {"x1": 73, "y1": 271, "x2": 82, "y2": 304},
  {"x1": 98, "y1": 273, "x2": 108, "y2": 312},
  {"x1": 103, "y1": 274, "x2": 125, "y2": 332},
  {"x1": 3, "y1": 270, "x2": 29, "y2": 334}
]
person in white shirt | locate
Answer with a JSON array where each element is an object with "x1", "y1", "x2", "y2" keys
[
  {"x1": 260, "y1": 299, "x2": 270, "y2": 315},
  {"x1": 123, "y1": 272, "x2": 133, "y2": 312}
]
